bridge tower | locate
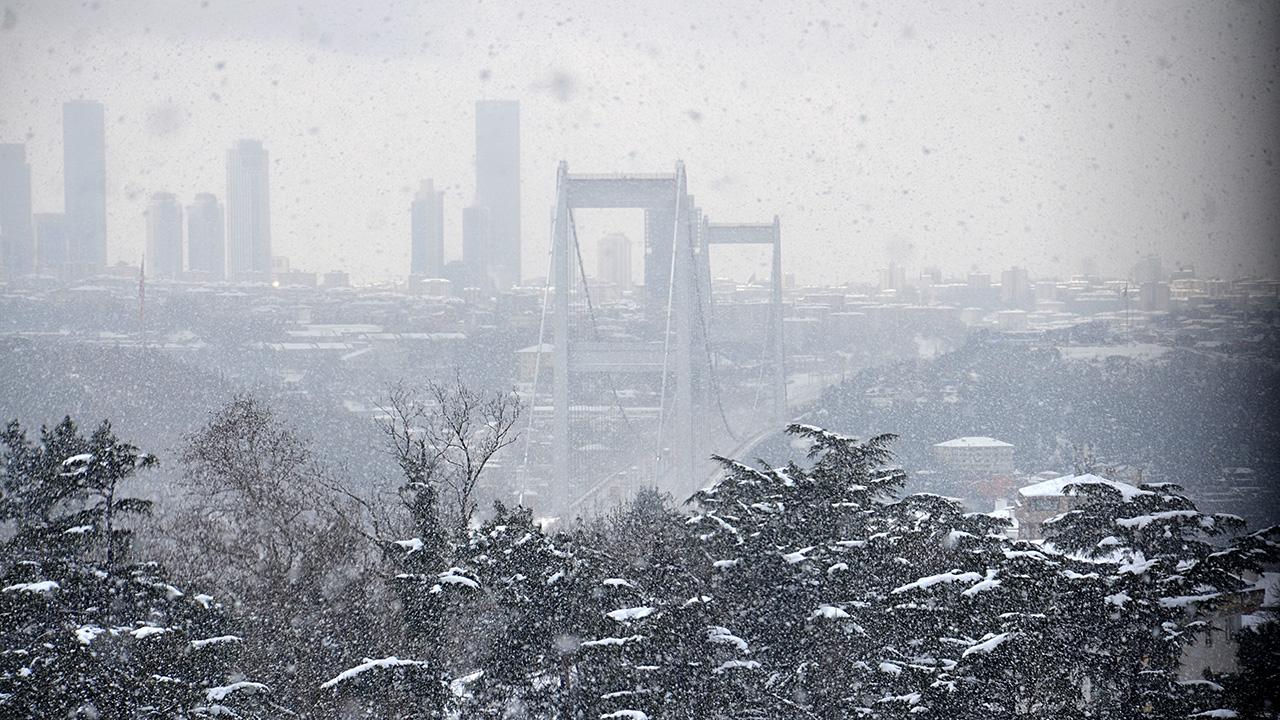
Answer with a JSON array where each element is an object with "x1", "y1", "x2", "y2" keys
[{"x1": 540, "y1": 161, "x2": 786, "y2": 513}]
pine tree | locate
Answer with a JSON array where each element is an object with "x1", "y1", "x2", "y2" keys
[
  {"x1": 1042, "y1": 478, "x2": 1280, "y2": 718},
  {"x1": 0, "y1": 417, "x2": 275, "y2": 718}
]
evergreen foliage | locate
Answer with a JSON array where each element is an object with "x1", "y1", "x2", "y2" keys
[{"x1": 0, "y1": 417, "x2": 273, "y2": 718}]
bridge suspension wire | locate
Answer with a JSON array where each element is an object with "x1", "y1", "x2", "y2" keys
[
  {"x1": 517, "y1": 212, "x2": 557, "y2": 505},
  {"x1": 652, "y1": 189, "x2": 683, "y2": 479},
  {"x1": 687, "y1": 238, "x2": 740, "y2": 442},
  {"x1": 566, "y1": 207, "x2": 636, "y2": 433}
]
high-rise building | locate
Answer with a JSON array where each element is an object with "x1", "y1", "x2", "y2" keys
[
  {"x1": 410, "y1": 179, "x2": 445, "y2": 277},
  {"x1": 877, "y1": 261, "x2": 907, "y2": 293},
  {"x1": 1131, "y1": 254, "x2": 1163, "y2": 285},
  {"x1": 226, "y1": 139, "x2": 272, "y2": 280},
  {"x1": 474, "y1": 100, "x2": 520, "y2": 288},
  {"x1": 34, "y1": 213, "x2": 68, "y2": 270},
  {"x1": 462, "y1": 205, "x2": 493, "y2": 289},
  {"x1": 1000, "y1": 266, "x2": 1032, "y2": 308},
  {"x1": 596, "y1": 232, "x2": 631, "y2": 289},
  {"x1": 63, "y1": 100, "x2": 107, "y2": 269},
  {"x1": 145, "y1": 192, "x2": 183, "y2": 278},
  {"x1": 0, "y1": 144, "x2": 34, "y2": 276},
  {"x1": 187, "y1": 193, "x2": 225, "y2": 279}
]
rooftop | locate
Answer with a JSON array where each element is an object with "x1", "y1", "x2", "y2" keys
[
  {"x1": 1017, "y1": 473, "x2": 1149, "y2": 501},
  {"x1": 935, "y1": 436, "x2": 1014, "y2": 449}
]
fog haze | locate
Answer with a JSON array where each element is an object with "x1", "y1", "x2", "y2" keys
[{"x1": 2, "y1": 0, "x2": 1275, "y2": 284}]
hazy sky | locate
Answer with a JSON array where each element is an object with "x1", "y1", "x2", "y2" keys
[{"x1": 1, "y1": 0, "x2": 1276, "y2": 285}]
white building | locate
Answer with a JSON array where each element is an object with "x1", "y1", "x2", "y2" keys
[{"x1": 932, "y1": 436, "x2": 1015, "y2": 479}]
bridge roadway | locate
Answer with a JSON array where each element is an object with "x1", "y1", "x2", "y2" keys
[{"x1": 563, "y1": 368, "x2": 848, "y2": 518}]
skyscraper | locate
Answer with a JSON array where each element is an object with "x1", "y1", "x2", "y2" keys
[
  {"x1": 187, "y1": 193, "x2": 225, "y2": 279},
  {"x1": 145, "y1": 192, "x2": 183, "y2": 278},
  {"x1": 0, "y1": 144, "x2": 34, "y2": 276},
  {"x1": 596, "y1": 232, "x2": 631, "y2": 289},
  {"x1": 462, "y1": 204, "x2": 492, "y2": 289},
  {"x1": 410, "y1": 179, "x2": 445, "y2": 277},
  {"x1": 226, "y1": 139, "x2": 272, "y2": 280},
  {"x1": 474, "y1": 100, "x2": 520, "y2": 288},
  {"x1": 34, "y1": 213, "x2": 68, "y2": 270},
  {"x1": 63, "y1": 100, "x2": 107, "y2": 269}
]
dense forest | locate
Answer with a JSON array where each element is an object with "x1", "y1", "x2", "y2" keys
[{"x1": 2, "y1": 396, "x2": 1277, "y2": 718}]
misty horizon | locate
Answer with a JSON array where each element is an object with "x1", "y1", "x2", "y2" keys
[{"x1": 2, "y1": 0, "x2": 1276, "y2": 286}]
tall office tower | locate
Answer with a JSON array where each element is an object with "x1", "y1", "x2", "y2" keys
[
  {"x1": 410, "y1": 179, "x2": 445, "y2": 277},
  {"x1": 34, "y1": 213, "x2": 69, "y2": 269},
  {"x1": 145, "y1": 192, "x2": 183, "y2": 278},
  {"x1": 0, "y1": 144, "x2": 34, "y2": 275},
  {"x1": 474, "y1": 100, "x2": 520, "y2": 288},
  {"x1": 596, "y1": 232, "x2": 632, "y2": 289},
  {"x1": 1000, "y1": 265, "x2": 1032, "y2": 307},
  {"x1": 462, "y1": 204, "x2": 492, "y2": 288},
  {"x1": 63, "y1": 100, "x2": 107, "y2": 269},
  {"x1": 187, "y1": 193, "x2": 225, "y2": 279},
  {"x1": 226, "y1": 139, "x2": 272, "y2": 279}
]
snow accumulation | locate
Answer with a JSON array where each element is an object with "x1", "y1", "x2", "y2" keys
[
  {"x1": 600, "y1": 711, "x2": 650, "y2": 720},
  {"x1": 602, "y1": 578, "x2": 634, "y2": 588},
  {"x1": 392, "y1": 538, "x2": 424, "y2": 553},
  {"x1": 2, "y1": 580, "x2": 59, "y2": 594},
  {"x1": 1018, "y1": 473, "x2": 1149, "y2": 501},
  {"x1": 962, "y1": 632, "x2": 1011, "y2": 657},
  {"x1": 63, "y1": 525, "x2": 93, "y2": 535},
  {"x1": 878, "y1": 692, "x2": 922, "y2": 705},
  {"x1": 320, "y1": 657, "x2": 427, "y2": 689},
  {"x1": 131, "y1": 626, "x2": 167, "y2": 639},
  {"x1": 205, "y1": 681, "x2": 268, "y2": 702},
  {"x1": 782, "y1": 547, "x2": 815, "y2": 564},
  {"x1": 581, "y1": 635, "x2": 644, "y2": 648},
  {"x1": 812, "y1": 604, "x2": 850, "y2": 620},
  {"x1": 960, "y1": 570, "x2": 1001, "y2": 597},
  {"x1": 933, "y1": 436, "x2": 1013, "y2": 448},
  {"x1": 707, "y1": 626, "x2": 749, "y2": 651},
  {"x1": 434, "y1": 568, "x2": 479, "y2": 589},
  {"x1": 75, "y1": 625, "x2": 106, "y2": 645},
  {"x1": 61, "y1": 453, "x2": 94, "y2": 466},
  {"x1": 1190, "y1": 711, "x2": 1239, "y2": 719},
  {"x1": 878, "y1": 662, "x2": 903, "y2": 675},
  {"x1": 606, "y1": 606, "x2": 655, "y2": 622},
  {"x1": 192, "y1": 635, "x2": 242, "y2": 649},
  {"x1": 1160, "y1": 592, "x2": 1223, "y2": 609},
  {"x1": 713, "y1": 659, "x2": 761, "y2": 673},
  {"x1": 1114, "y1": 510, "x2": 1199, "y2": 529},
  {"x1": 1118, "y1": 557, "x2": 1158, "y2": 575},
  {"x1": 892, "y1": 570, "x2": 982, "y2": 594},
  {"x1": 1104, "y1": 592, "x2": 1131, "y2": 607},
  {"x1": 449, "y1": 669, "x2": 483, "y2": 698}
]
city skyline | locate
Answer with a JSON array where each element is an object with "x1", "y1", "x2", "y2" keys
[{"x1": 2, "y1": 0, "x2": 1274, "y2": 286}]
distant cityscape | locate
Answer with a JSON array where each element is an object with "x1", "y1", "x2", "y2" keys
[
  {"x1": 0, "y1": 98, "x2": 522, "y2": 293},
  {"x1": 1, "y1": 96, "x2": 1277, "y2": 522}
]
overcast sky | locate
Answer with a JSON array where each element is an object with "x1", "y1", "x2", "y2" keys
[{"x1": 1, "y1": 0, "x2": 1276, "y2": 285}]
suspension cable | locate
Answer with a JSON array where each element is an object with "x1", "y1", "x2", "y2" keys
[
  {"x1": 517, "y1": 213, "x2": 557, "y2": 506},
  {"x1": 653, "y1": 192, "x2": 683, "y2": 474},
  {"x1": 567, "y1": 208, "x2": 636, "y2": 432},
  {"x1": 687, "y1": 236, "x2": 740, "y2": 441}
]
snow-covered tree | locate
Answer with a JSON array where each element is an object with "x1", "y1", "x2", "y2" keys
[{"x1": 0, "y1": 417, "x2": 275, "y2": 718}]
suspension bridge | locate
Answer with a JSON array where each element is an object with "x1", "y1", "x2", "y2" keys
[{"x1": 518, "y1": 161, "x2": 789, "y2": 517}]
